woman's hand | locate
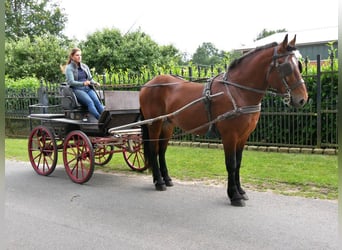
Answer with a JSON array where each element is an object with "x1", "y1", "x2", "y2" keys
[{"x1": 84, "y1": 80, "x2": 91, "y2": 86}]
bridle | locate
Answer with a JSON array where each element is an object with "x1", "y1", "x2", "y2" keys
[
  {"x1": 265, "y1": 46, "x2": 305, "y2": 105},
  {"x1": 220, "y1": 45, "x2": 305, "y2": 105}
]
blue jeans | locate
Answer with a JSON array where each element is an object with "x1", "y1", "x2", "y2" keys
[{"x1": 73, "y1": 86, "x2": 104, "y2": 119}]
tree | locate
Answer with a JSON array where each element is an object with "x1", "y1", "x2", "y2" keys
[
  {"x1": 119, "y1": 30, "x2": 161, "y2": 72},
  {"x1": 157, "y1": 45, "x2": 183, "y2": 68},
  {"x1": 5, "y1": 34, "x2": 72, "y2": 81},
  {"x1": 80, "y1": 28, "x2": 124, "y2": 74},
  {"x1": 192, "y1": 42, "x2": 223, "y2": 66},
  {"x1": 5, "y1": 0, "x2": 67, "y2": 40},
  {"x1": 255, "y1": 28, "x2": 287, "y2": 41},
  {"x1": 80, "y1": 28, "x2": 182, "y2": 74}
]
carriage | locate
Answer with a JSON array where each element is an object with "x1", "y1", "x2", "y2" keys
[
  {"x1": 28, "y1": 83, "x2": 146, "y2": 184},
  {"x1": 28, "y1": 35, "x2": 308, "y2": 207}
]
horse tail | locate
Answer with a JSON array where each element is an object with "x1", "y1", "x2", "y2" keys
[{"x1": 140, "y1": 109, "x2": 151, "y2": 169}]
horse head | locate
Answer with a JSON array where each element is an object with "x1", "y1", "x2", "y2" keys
[{"x1": 266, "y1": 34, "x2": 308, "y2": 108}]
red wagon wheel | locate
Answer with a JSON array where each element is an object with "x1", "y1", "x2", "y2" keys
[
  {"x1": 122, "y1": 137, "x2": 147, "y2": 172},
  {"x1": 28, "y1": 125, "x2": 57, "y2": 176},
  {"x1": 94, "y1": 144, "x2": 114, "y2": 166},
  {"x1": 63, "y1": 130, "x2": 94, "y2": 184}
]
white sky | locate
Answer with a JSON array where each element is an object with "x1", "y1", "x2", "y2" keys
[{"x1": 59, "y1": 0, "x2": 338, "y2": 55}]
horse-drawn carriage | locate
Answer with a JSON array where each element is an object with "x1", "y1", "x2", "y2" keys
[
  {"x1": 28, "y1": 84, "x2": 146, "y2": 184},
  {"x1": 28, "y1": 35, "x2": 308, "y2": 206}
]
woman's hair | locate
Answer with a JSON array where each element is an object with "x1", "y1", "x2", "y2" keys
[
  {"x1": 60, "y1": 48, "x2": 81, "y2": 74},
  {"x1": 67, "y1": 48, "x2": 81, "y2": 64}
]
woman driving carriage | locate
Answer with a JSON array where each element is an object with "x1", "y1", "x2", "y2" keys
[{"x1": 64, "y1": 48, "x2": 104, "y2": 119}]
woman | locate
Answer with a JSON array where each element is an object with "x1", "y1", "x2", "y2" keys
[{"x1": 65, "y1": 48, "x2": 104, "y2": 119}]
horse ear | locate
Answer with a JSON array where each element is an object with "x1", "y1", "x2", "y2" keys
[
  {"x1": 289, "y1": 35, "x2": 296, "y2": 47},
  {"x1": 280, "y1": 34, "x2": 289, "y2": 50}
]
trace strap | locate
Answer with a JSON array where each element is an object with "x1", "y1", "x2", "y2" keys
[
  {"x1": 108, "y1": 91, "x2": 224, "y2": 133},
  {"x1": 179, "y1": 103, "x2": 261, "y2": 137}
]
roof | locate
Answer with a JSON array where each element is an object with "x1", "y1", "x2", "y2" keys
[{"x1": 236, "y1": 26, "x2": 338, "y2": 51}]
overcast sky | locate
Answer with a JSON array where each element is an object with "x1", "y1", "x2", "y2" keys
[{"x1": 59, "y1": 0, "x2": 338, "y2": 55}]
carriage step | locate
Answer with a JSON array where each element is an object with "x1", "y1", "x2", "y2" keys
[
  {"x1": 28, "y1": 113, "x2": 65, "y2": 119},
  {"x1": 109, "y1": 128, "x2": 141, "y2": 136}
]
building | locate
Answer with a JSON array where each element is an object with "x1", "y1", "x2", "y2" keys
[{"x1": 235, "y1": 26, "x2": 338, "y2": 61}]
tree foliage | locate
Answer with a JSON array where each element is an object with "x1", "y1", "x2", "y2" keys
[
  {"x1": 4, "y1": 0, "x2": 240, "y2": 81},
  {"x1": 192, "y1": 42, "x2": 224, "y2": 66},
  {"x1": 5, "y1": 34, "x2": 72, "y2": 81},
  {"x1": 79, "y1": 28, "x2": 123, "y2": 74},
  {"x1": 5, "y1": 0, "x2": 67, "y2": 40},
  {"x1": 80, "y1": 28, "x2": 181, "y2": 73}
]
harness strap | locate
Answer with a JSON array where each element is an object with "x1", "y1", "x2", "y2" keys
[
  {"x1": 202, "y1": 79, "x2": 215, "y2": 135},
  {"x1": 180, "y1": 104, "x2": 261, "y2": 137},
  {"x1": 216, "y1": 104, "x2": 261, "y2": 121},
  {"x1": 220, "y1": 80, "x2": 266, "y2": 95},
  {"x1": 200, "y1": 74, "x2": 263, "y2": 137}
]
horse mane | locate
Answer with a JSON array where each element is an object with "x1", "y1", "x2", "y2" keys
[{"x1": 228, "y1": 42, "x2": 278, "y2": 70}]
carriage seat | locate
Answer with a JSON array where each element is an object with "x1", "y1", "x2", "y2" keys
[{"x1": 60, "y1": 83, "x2": 85, "y2": 110}]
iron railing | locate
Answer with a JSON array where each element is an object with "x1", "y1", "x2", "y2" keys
[{"x1": 5, "y1": 55, "x2": 337, "y2": 148}]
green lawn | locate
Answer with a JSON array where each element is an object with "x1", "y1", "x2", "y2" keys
[{"x1": 5, "y1": 138, "x2": 337, "y2": 199}]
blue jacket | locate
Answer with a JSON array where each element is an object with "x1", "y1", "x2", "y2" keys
[{"x1": 65, "y1": 60, "x2": 95, "y2": 87}]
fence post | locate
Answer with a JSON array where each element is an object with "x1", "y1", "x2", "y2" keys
[
  {"x1": 330, "y1": 52, "x2": 334, "y2": 71},
  {"x1": 102, "y1": 73, "x2": 106, "y2": 85},
  {"x1": 304, "y1": 57, "x2": 309, "y2": 75},
  {"x1": 38, "y1": 79, "x2": 48, "y2": 114},
  {"x1": 316, "y1": 55, "x2": 322, "y2": 148},
  {"x1": 188, "y1": 67, "x2": 193, "y2": 81}
]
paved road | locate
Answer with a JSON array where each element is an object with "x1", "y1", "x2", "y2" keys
[{"x1": 5, "y1": 160, "x2": 338, "y2": 250}]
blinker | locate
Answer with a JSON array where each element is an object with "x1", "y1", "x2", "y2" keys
[{"x1": 278, "y1": 62, "x2": 293, "y2": 77}]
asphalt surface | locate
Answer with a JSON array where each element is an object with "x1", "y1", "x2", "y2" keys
[{"x1": 5, "y1": 160, "x2": 339, "y2": 250}]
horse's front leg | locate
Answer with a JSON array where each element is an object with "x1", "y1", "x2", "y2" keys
[
  {"x1": 158, "y1": 125, "x2": 173, "y2": 187},
  {"x1": 149, "y1": 141, "x2": 167, "y2": 191},
  {"x1": 236, "y1": 148, "x2": 249, "y2": 200},
  {"x1": 225, "y1": 150, "x2": 246, "y2": 207},
  {"x1": 158, "y1": 142, "x2": 173, "y2": 187}
]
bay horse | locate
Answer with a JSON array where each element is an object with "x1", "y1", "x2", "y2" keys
[{"x1": 139, "y1": 35, "x2": 308, "y2": 206}]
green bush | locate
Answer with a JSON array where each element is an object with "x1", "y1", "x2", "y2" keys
[{"x1": 5, "y1": 76, "x2": 40, "y2": 94}]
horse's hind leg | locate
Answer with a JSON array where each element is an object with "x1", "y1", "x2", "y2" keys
[{"x1": 158, "y1": 124, "x2": 174, "y2": 187}]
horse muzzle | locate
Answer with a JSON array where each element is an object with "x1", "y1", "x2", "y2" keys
[{"x1": 289, "y1": 93, "x2": 308, "y2": 108}]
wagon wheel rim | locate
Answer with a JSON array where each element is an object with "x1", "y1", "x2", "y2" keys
[
  {"x1": 63, "y1": 130, "x2": 94, "y2": 184},
  {"x1": 122, "y1": 137, "x2": 147, "y2": 171},
  {"x1": 94, "y1": 144, "x2": 114, "y2": 166},
  {"x1": 28, "y1": 125, "x2": 57, "y2": 176}
]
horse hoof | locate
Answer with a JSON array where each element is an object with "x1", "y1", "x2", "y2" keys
[
  {"x1": 241, "y1": 193, "x2": 249, "y2": 200},
  {"x1": 165, "y1": 179, "x2": 173, "y2": 187},
  {"x1": 155, "y1": 183, "x2": 167, "y2": 191},
  {"x1": 231, "y1": 199, "x2": 246, "y2": 207}
]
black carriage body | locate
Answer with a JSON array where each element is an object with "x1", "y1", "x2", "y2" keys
[
  {"x1": 27, "y1": 86, "x2": 146, "y2": 184},
  {"x1": 29, "y1": 87, "x2": 141, "y2": 138}
]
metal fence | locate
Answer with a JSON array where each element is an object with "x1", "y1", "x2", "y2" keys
[{"x1": 5, "y1": 55, "x2": 337, "y2": 148}]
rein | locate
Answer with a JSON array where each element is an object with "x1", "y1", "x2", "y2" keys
[
  {"x1": 141, "y1": 82, "x2": 181, "y2": 87},
  {"x1": 139, "y1": 44, "x2": 305, "y2": 141},
  {"x1": 198, "y1": 46, "x2": 304, "y2": 137},
  {"x1": 108, "y1": 91, "x2": 224, "y2": 133},
  {"x1": 176, "y1": 103, "x2": 261, "y2": 138},
  {"x1": 220, "y1": 47, "x2": 305, "y2": 105},
  {"x1": 143, "y1": 103, "x2": 262, "y2": 142}
]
